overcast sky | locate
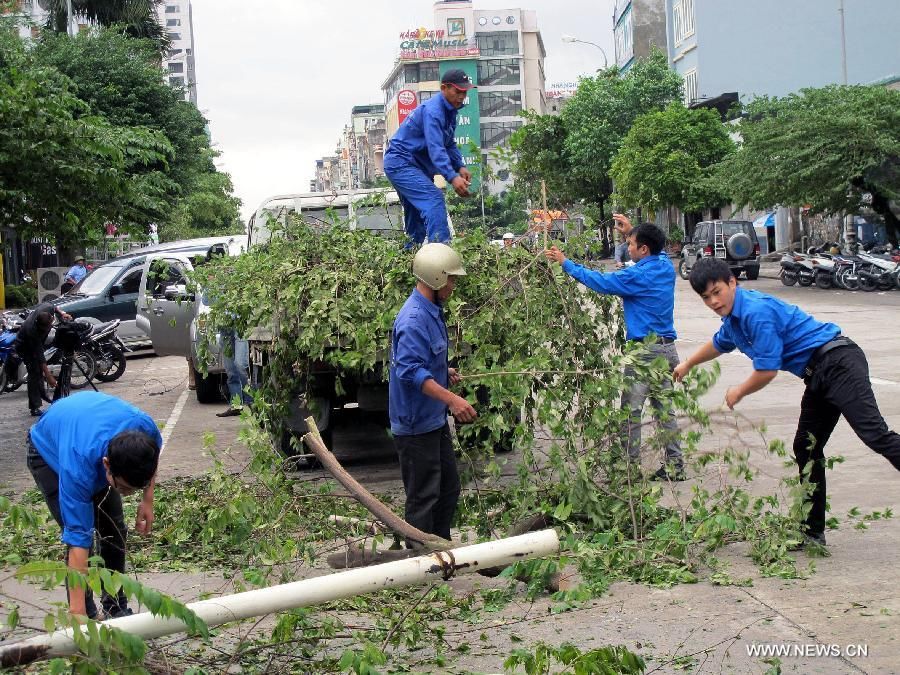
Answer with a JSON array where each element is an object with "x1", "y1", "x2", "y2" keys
[{"x1": 189, "y1": 0, "x2": 617, "y2": 220}]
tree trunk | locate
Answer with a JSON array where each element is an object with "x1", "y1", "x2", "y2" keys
[{"x1": 867, "y1": 188, "x2": 900, "y2": 249}]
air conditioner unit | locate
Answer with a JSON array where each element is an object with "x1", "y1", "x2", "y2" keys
[{"x1": 37, "y1": 267, "x2": 69, "y2": 303}]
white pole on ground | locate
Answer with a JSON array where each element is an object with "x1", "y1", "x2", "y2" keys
[{"x1": 0, "y1": 530, "x2": 560, "y2": 667}]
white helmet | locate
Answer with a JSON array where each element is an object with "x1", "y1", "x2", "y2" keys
[
  {"x1": 413, "y1": 243, "x2": 466, "y2": 290},
  {"x1": 503, "y1": 232, "x2": 514, "y2": 240}
]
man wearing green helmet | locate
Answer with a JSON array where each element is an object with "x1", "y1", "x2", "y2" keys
[{"x1": 389, "y1": 243, "x2": 477, "y2": 540}]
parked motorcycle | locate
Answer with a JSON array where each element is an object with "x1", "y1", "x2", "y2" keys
[
  {"x1": 779, "y1": 253, "x2": 815, "y2": 286},
  {"x1": 84, "y1": 319, "x2": 129, "y2": 382},
  {"x1": 857, "y1": 252, "x2": 900, "y2": 291}
]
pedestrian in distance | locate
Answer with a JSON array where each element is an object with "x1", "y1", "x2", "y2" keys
[
  {"x1": 674, "y1": 257, "x2": 900, "y2": 547},
  {"x1": 61, "y1": 256, "x2": 88, "y2": 294},
  {"x1": 14, "y1": 303, "x2": 72, "y2": 417},
  {"x1": 26, "y1": 391, "x2": 162, "y2": 619},
  {"x1": 613, "y1": 216, "x2": 633, "y2": 269},
  {"x1": 383, "y1": 69, "x2": 476, "y2": 246},
  {"x1": 545, "y1": 215, "x2": 685, "y2": 480},
  {"x1": 389, "y1": 243, "x2": 476, "y2": 541}
]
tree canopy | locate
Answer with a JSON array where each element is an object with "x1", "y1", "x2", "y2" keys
[
  {"x1": 0, "y1": 24, "x2": 172, "y2": 248},
  {"x1": 720, "y1": 85, "x2": 900, "y2": 246},
  {"x1": 610, "y1": 102, "x2": 734, "y2": 214},
  {"x1": 46, "y1": 0, "x2": 168, "y2": 49}
]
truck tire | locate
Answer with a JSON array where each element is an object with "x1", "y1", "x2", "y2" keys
[
  {"x1": 745, "y1": 266, "x2": 760, "y2": 281},
  {"x1": 278, "y1": 396, "x2": 332, "y2": 466},
  {"x1": 678, "y1": 257, "x2": 690, "y2": 280},
  {"x1": 194, "y1": 366, "x2": 225, "y2": 403}
]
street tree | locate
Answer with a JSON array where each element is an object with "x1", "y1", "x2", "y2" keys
[
  {"x1": 720, "y1": 85, "x2": 900, "y2": 246},
  {"x1": 0, "y1": 25, "x2": 172, "y2": 248},
  {"x1": 610, "y1": 102, "x2": 735, "y2": 215},
  {"x1": 34, "y1": 30, "x2": 241, "y2": 240},
  {"x1": 46, "y1": 0, "x2": 168, "y2": 49},
  {"x1": 510, "y1": 50, "x2": 682, "y2": 248}
]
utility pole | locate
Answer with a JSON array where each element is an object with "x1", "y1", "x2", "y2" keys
[
  {"x1": 66, "y1": 0, "x2": 74, "y2": 36},
  {"x1": 838, "y1": 0, "x2": 848, "y2": 85}
]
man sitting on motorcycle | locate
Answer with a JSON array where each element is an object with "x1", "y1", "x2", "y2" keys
[{"x1": 14, "y1": 303, "x2": 72, "y2": 417}]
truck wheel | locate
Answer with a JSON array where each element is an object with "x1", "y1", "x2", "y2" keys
[
  {"x1": 745, "y1": 266, "x2": 760, "y2": 281},
  {"x1": 278, "y1": 396, "x2": 332, "y2": 467},
  {"x1": 194, "y1": 366, "x2": 225, "y2": 403},
  {"x1": 678, "y1": 258, "x2": 690, "y2": 280}
]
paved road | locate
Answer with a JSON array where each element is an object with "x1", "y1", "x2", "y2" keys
[{"x1": 2, "y1": 274, "x2": 898, "y2": 672}]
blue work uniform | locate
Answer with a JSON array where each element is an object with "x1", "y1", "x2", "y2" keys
[
  {"x1": 711, "y1": 287, "x2": 839, "y2": 376},
  {"x1": 561, "y1": 253, "x2": 677, "y2": 340},
  {"x1": 65, "y1": 264, "x2": 87, "y2": 285},
  {"x1": 29, "y1": 391, "x2": 162, "y2": 549},
  {"x1": 384, "y1": 94, "x2": 464, "y2": 245},
  {"x1": 389, "y1": 289, "x2": 449, "y2": 436}
]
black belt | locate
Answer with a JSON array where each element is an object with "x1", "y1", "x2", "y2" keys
[
  {"x1": 803, "y1": 336, "x2": 854, "y2": 379},
  {"x1": 629, "y1": 336, "x2": 675, "y2": 345}
]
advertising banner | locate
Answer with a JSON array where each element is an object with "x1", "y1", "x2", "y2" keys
[{"x1": 439, "y1": 59, "x2": 481, "y2": 190}]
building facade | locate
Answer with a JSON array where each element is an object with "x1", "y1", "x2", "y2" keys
[
  {"x1": 381, "y1": 0, "x2": 546, "y2": 191},
  {"x1": 613, "y1": 0, "x2": 667, "y2": 73},
  {"x1": 665, "y1": 0, "x2": 900, "y2": 107},
  {"x1": 156, "y1": 1, "x2": 198, "y2": 105}
]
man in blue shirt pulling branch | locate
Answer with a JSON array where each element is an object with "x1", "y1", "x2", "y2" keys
[
  {"x1": 674, "y1": 258, "x2": 900, "y2": 547},
  {"x1": 27, "y1": 391, "x2": 162, "y2": 618},
  {"x1": 389, "y1": 244, "x2": 477, "y2": 541},
  {"x1": 545, "y1": 216, "x2": 685, "y2": 481},
  {"x1": 383, "y1": 69, "x2": 475, "y2": 246}
]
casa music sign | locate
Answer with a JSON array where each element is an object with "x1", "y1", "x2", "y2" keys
[{"x1": 399, "y1": 27, "x2": 479, "y2": 61}]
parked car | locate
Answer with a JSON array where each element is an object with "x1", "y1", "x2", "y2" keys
[{"x1": 678, "y1": 220, "x2": 761, "y2": 281}]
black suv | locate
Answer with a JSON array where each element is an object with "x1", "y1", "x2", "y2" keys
[{"x1": 679, "y1": 220, "x2": 761, "y2": 281}]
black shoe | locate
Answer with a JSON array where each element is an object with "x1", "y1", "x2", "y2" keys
[
  {"x1": 30, "y1": 408, "x2": 43, "y2": 418},
  {"x1": 651, "y1": 464, "x2": 686, "y2": 482},
  {"x1": 788, "y1": 532, "x2": 827, "y2": 551},
  {"x1": 216, "y1": 407, "x2": 242, "y2": 418}
]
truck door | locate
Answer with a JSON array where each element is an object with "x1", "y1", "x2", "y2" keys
[{"x1": 137, "y1": 254, "x2": 195, "y2": 357}]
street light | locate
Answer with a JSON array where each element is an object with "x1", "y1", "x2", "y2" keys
[{"x1": 561, "y1": 34, "x2": 609, "y2": 69}]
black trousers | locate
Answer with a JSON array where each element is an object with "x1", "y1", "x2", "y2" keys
[
  {"x1": 26, "y1": 439, "x2": 128, "y2": 618},
  {"x1": 394, "y1": 423, "x2": 460, "y2": 541},
  {"x1": 17, "y1": 348, "x2": 45, "y2": 411},
  {"x1": 793, "y1": 344, "x2": 900, "y2": 536}
]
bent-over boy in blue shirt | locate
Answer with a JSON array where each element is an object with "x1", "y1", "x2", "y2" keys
[
  {"x1": 27, "y1": 391, "x2": 162, "y2": 618},
  {"x1": 389, "y1": 244, "x2": 476, "y2": 540},
  {"x1": 674, "y1": 258, "x2": 900, "y2": 547},
  {"x1": 545, "y1": 217, "x2": 684, "y2": 481}
]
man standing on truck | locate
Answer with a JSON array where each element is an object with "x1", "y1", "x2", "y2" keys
[
  {"x1": 383, "y1": 69, "x2": 476, "y2": 246},
  {"x1": 389, "y1": 244, "x2": 477, "y2": 541}
]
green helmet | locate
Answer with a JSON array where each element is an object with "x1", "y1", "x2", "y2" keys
[{"x1": 413, "y1": 243, "x2": 467, "y2": 290}]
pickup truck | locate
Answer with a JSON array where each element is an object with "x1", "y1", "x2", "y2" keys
[{"x1": 140, "y1": 188, "x2": 405, "y2": 454}]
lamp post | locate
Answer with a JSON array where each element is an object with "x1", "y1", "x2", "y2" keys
[
  {"x1": 838, "y1": 0, "x2": 848, "y2": 85},
  {"x1": 561, "y1": 34, "x2": 609, "y2": 69}
]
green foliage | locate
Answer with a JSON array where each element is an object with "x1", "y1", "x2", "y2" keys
[
  {"x1": 0, "y1": 23, "x2": 173, "y2": 248},
  {"x1": 611, "y1": 102, "x2": 735, "y2": 212},
  {"x1": 719, "y1": 84, "x2": 900, "y2": 244},
  {"x1": 45, "y1": 0, "x2": 169, "y2": 50},
  {"x1": 504, "y1": 641, "x2": 646, "y2": 674},
  {"x1": 4, "y1": 282, "x2": 38, "y2": 309},
  {"x1": 511, "y1": 50, "x2": 682, "y2": 211}
]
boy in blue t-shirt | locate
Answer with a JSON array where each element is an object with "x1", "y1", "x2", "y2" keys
[
  {"x1": 28, "y1": 391, "x2": 162, "y2": 618},
  {"x1": 675, "y1": 258, "x2": 900, "y2": 547}
]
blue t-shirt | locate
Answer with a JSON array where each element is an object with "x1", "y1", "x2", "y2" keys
[
  {"x1": 561, "y1": 253, "x2": 676, "y2": 341},
  {"x1": 29, "y1": 392, "x2": 162, "y2": 548},
  {"x1": 712, "y1": 287, "x2": 840, "y2": 377},
  {"x1": 65, "y1": 264, "x2": 87, "y2": 284},
  {"x1": 389, "y1": 289, "x2": 449, "y2": 436},
  {"x1": 384, "y1": 94, "x2": 464, "y2": 183}
]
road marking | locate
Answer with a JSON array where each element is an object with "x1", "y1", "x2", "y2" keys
[
  {"x1": 160, "y1": 388, "x2": 189, "y2": 453},
  {"x1": 871, "y1": 377, "x2": 900, "y2": 388}
]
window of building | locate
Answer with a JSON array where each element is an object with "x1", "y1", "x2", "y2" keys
[
  {"x1": 477, "y1": 59, "x2": 520, "y2": 86},
  {"x1": 168, "y1": 32, "x2": 181, "y2": 41},
  {"x1": 476, "y1": 31, "x2": 519, "y2": 56},
  {"x1": 166, "y1": 18, "x2": 180, "y2": 26},
  {"x1": 403, "y1": 62, "x2": 439, "y2": 84},
  {"x1": 683, "y1": 69, "x2": 698, "y2": 104},
  {"x1": 165, "y1": 5, "x2": 179, "y2": 12},
  {"x1": 168, "y1": 48, "x2": 182, "y2": 57},
  {"x1": 480, "y1": 121, "x2": 522, "y2": 148},
  {"x1": 478, "y1": 91, "x2": 522, "y2": 118},
  {"x1": 169, "y1": 76, "x2": 185, "y2": 87},
  {"x1": 419, "y1": 90, "x2": 436, "y2": 103},
  {"x1": 384, "y1": 71, "x2": 404, "y2": 103},
  {"x1": 168, "y1": 62, "x2": 184, "y2": 74},
  {"x1": 614, "y1": 8, "x2": 634, "y2": 67},
  {"x1": 673, "y1": 0, "x2": 695, "y2": 45}
]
